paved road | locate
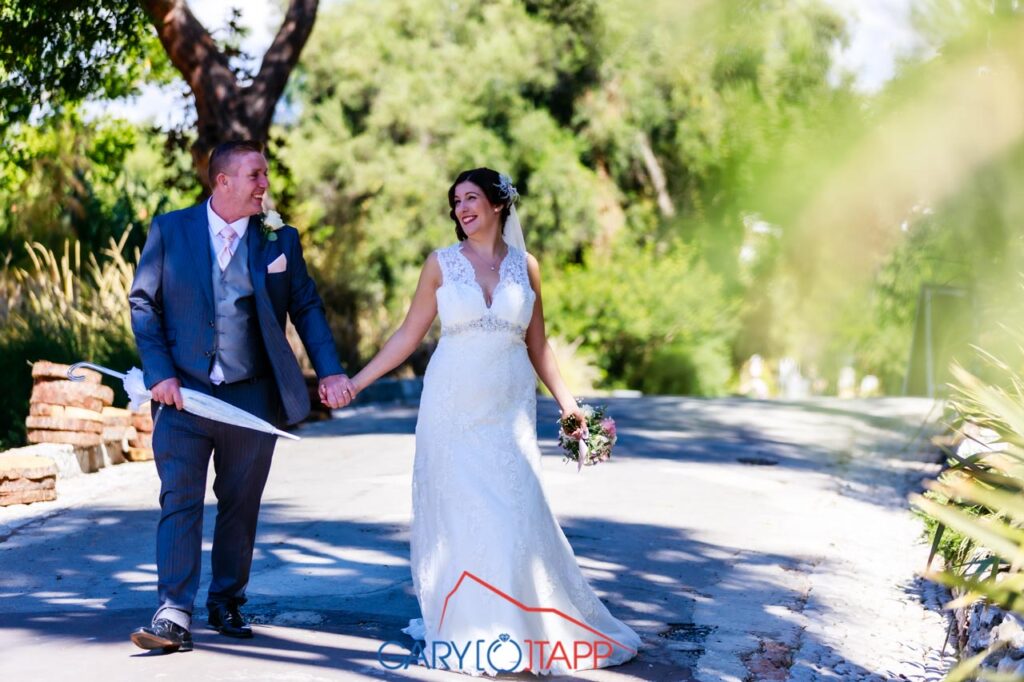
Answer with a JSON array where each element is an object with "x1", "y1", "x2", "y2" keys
[{"x1": 0, "y1": 397, "x2": 952, "y2": 681}]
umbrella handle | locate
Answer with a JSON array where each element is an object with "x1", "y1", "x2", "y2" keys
[{"x1": 67, "y1": 361, "x2": 127, "y2": 383}]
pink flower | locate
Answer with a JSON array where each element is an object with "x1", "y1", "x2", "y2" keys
[{"x1": 600, "y1": 417, "x2": 616, "y2": 439}]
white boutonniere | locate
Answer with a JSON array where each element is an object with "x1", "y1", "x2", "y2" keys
[{"x1": 261, "y1": 209, "x2": 285, "y2": 241}]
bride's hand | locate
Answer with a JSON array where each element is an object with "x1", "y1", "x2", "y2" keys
[
  {"x1": 319, "y1": 374, "x2": 358, "y2": 408},
  {"x1": 559, "y1": 404, "x2": 586, "y2": 438}
]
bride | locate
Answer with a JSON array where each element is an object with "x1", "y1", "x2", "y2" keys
[{"x1": 349, "y1": 168, "x2": 641, "y2": 675}]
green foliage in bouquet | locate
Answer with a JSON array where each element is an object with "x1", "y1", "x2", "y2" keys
[{"x1": 558, "y1": 403, "x2": 616, "y2": 467}]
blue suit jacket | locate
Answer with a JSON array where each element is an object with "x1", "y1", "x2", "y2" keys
[{"x1": 128, "y1": 202, "x2": 344, "y2": 425}]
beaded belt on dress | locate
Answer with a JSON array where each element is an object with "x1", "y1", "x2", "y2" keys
[{"x1": 441, "y1": 316, "x2": 526, "y2": 339}]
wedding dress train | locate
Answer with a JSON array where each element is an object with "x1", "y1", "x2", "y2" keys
[{"x1": 401, "y1": 243, "x2": 641, "y2": 675}]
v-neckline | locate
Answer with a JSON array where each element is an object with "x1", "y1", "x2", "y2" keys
[{"x1": 457, "y1": 243, "x2": 510, "y2": 310}]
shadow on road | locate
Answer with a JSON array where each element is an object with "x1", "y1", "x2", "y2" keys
[
  {"x1": 304, "y1": 397, "x2": 941, "y2": 511},
  {"x1": 0, "y1": 396, "x2": 942, "y2": 680},
  {"x1": 1, "y1": 500, "x2": 880, "y2": 680}
]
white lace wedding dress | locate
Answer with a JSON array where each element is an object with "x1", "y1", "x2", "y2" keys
[{"x1": 402, "y1": 243, "x2": 641, "y2": 675}]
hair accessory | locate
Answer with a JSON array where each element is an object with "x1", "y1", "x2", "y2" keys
[{"x1": 495, "y1": 173, "x2": 519, "y2": 205}]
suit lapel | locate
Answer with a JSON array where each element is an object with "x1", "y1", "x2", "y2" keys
[
  {"x1": 182, "y1": 202, "x2": 214, "y2": 312},
  {"x1": 244, "y1": 220, "x2": 307, "y2": 423},
  {"x1": 248, "y1": 216, "x2": 285, "y2": 338},
  {"x1": 247, "y1": 215, "x2": 268, "y2": 299}
]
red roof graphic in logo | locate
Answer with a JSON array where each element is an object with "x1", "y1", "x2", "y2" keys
[{"x1": 437, "y1": 570, "x2": 637, "y2": 655}]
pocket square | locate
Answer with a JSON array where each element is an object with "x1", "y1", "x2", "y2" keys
[{"x1": 267, "y1": 254, "x2": 287, "y2": 273}]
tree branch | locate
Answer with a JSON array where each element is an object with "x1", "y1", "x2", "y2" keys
[
  {"x1": 139, "y1": 0, "x2": 251, "y2": 192},
  {"x1": 636, "y1": 131, "x2": 676, "y2": 218},
  {"x1": 137, "y1": 0, "x2": 233, "y2": 98},
  {"x1": 248, "y1": 0, "x2": 320, "y2": 128},
  {"x1": 137, "y1": 0, "x2": 321, "y2": 192}
]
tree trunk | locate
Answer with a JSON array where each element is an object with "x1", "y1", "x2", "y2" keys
[
  {"x1": 636, "y1": 131, "x2": 676, "y2": 218},
  {"x1": 138, "y1": 0, "x2": 320, "y2": 194}
]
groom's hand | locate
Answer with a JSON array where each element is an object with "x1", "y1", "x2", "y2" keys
[
  {"x1": 319, "y1": 374, "x2": 357, "y2": 409},
  {"x1": 151, "y1": 377, "x2": 184, "y2": 410}
]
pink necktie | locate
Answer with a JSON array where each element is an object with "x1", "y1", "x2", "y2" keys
[{"x1": 217, "y1": 226, "x2": 237, "y2": 270}]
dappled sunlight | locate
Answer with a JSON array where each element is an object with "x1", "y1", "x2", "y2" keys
[
  {"x1": 286, "y1": 536, "x2": 411, "y2": 568},
  {"x1": 269, "y1": 546, "x2": 336, "y2": 565},
  {"x1": 35, "y1": 596, "x2": 109, "y2": 610},
  {"x1": 110, "y1": 570, "x2": 157, "y2": 584},
  {"x1": 6, "y1": 0, "x2": 1013, "y2": 678},
  {"x1": 0, "y1": 394, "x2": 951, "y2": 679}
]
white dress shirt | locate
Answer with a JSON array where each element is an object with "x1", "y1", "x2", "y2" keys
[{"x1": 206, "y1": 200, "x2": 251, "y2": 385}]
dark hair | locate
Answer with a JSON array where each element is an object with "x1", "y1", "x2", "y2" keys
[
  {"x1": 448, "y1": 167, "x2": 513, "y2": 241},
  {"x1": 208, "y1": 140, "x2": 265, "y2": 186}
]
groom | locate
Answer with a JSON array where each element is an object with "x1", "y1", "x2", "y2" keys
[{"x1": 127, "y1": 140, "x2": 356, "y2": 652}]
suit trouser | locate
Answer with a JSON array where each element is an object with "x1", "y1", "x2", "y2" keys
[{"x1": 151, "y1": 375, "x2": 281, "y2": 624}]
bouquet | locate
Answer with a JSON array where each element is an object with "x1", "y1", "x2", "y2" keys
[{"x1": 558, "y1": 403, "x2": 617, "y2": 471}]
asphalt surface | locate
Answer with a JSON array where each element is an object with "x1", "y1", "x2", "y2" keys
[{"x1": 0, "y1": 396, "x2": 949, "y2": 681}]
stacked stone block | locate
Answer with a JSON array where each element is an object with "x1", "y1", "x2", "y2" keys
[{"x1": 26, "y1": 361, "x2": 112, "y2": 448}]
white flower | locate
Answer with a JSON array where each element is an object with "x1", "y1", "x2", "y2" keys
[
  {"x1": 495, "y1": 173, "x2": 519, "y2": 204},
  {"x1": 263, "y1": 209, "x2": 285, "y2": 230}
]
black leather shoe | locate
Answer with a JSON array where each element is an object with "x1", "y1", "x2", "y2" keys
[
  {"x1": 207, "y1": 603, "x2": 253, "y2": 638},
  {"x1": 130, "y1": 618, "x2": 193, "y2": 652}
]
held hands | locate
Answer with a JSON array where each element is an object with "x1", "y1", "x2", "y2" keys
[
  {"x1": 319, "y1": 374, "x2": 358, "y2": 409},
  {"x1": 151, "y1": 375, "x2": 358, "y2": 411},
  {"x1": 151, "y1": 377, "x2": 184, "y2": 410}
]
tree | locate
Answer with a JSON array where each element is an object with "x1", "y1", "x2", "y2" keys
[
  {"x1": 141, "y1": 0, "x2": 319, "y2": 187},
  {"x1": 0, "y1": 0, "x2": 322, "y2": 191},
  {"x1": 0, "y1": 108, "x2": 193, "y2": 256},
  {"x1": 282, "y1": 0, "x2": 609, "y2": 366},
  {"x1": 0, "y1": 1, "x2": 152, "y2": 127},
  {"x1": 280, "y1": 0, "x2": 854, "y2": 388}
]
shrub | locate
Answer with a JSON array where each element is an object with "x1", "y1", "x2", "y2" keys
[
  {"x1": 0, "y1": 236, "x2": 138, "y2": 449},
  {"x1": 543, "y1": 241, "x2": 739, "y2": 395},
  {"x1": 914, "y1": 355, "x2": 1024, "y2": 680}
]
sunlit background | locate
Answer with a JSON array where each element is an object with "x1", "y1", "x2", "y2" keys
[{"x1": 2, "y1": 0, "x2": 1023, "y2": 448}]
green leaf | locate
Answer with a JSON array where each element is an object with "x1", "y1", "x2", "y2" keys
[{"x1": 912, "y1": 495, "x2": 1024, "y2": 567}]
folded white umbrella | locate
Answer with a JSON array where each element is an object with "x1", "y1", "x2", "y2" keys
[{"x1": 67, "y1": 361, "x2": 300, "y2": 441}]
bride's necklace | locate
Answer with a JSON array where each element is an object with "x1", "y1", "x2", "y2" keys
[{"x1": 462, "y1": 243, "x2": 505, "y2": 271}]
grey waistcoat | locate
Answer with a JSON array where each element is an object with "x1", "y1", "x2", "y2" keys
[{"x1": 210, "y1": 229, "x2": 268, "y2": 383}]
